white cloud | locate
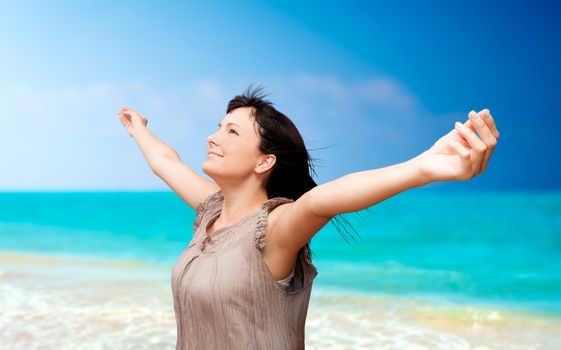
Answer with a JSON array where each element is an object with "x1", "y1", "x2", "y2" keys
[
  {"x1": 290, "y1": 74, "x2": 417, "y2": 114},
  {"x1": 354, "y1": 77, "x2": 417, "y2": 111},
  {"x1": 194, "y1": 80, "x2": 225, "y2": 101}
]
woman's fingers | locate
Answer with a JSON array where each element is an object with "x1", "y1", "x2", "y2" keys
[
  {"x1": 119, "y1": 114, "x2": 131, "y2": 127},
  {"x1": 118, "y1": 106, "x2": 136, "y2": 137},
  {"x1": 480, "y1": 109, "x2": 500, "y2": 140},
  {"x1": 470, "y1": 110, "x2": 497, "y2": 143},
  {"x1": 452, "y1": 118, "x2": 474, "y2": 148},
  {"x1": 118, "y1": 114, "x2": 134, "y2": 137},
  {"x1": 479, "y1": 109, "x2": 499, "y2": 173},
  {"x1": 120, "y1": 106, "x2": 137, "y2": 116},
  {"x1": 469, "y1": 110, "x2": 495, "y2": 174},
  {"x1": 121, "y1": 109, "x2": 141, "y2": 122},
  {"x1": 471, "y1": 109, "x2": 498, "y2": 173},
  {"x1": 449, "y1": 139, "x2": 470, "y2": 159},
  {"x1": 121, "y1": 109, "x2": 135, "y2": 117},
  {"x1": 448, "y1": 139, "x2": 471, "y2": 180},
  {"x1": 455, "y1": 113, "x2": 486, "y2": 176},
  {"x1": 452, "y1": 109, "x2": 500, "y2": 177},
  {"x1": 119, "y1": 106, "x2": 148, "y2": 128}
]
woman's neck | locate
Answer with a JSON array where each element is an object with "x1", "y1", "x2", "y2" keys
[{"x1": 217, "y1": 184, "x2": 269, "y2": 226}]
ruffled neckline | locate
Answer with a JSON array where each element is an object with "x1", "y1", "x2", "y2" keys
[{"x1": 204, "y1": 190, "x2": 292, "y2": 240}]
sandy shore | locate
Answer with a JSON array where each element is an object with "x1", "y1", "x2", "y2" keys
[{"x1": 1, "y1": 251, "x2": 560, "y2": 350}]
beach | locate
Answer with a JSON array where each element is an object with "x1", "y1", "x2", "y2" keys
[{"x1": 1, "y1": 251, "x2": 560, "y2": 349}]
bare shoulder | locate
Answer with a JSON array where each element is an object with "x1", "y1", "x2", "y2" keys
[
  {"x1": 195, "y1": 184, "x2": 222, "y2": 208},
  {"x1": 266, "y1": 198, "x2": 332, "y2": 257},
  {"x1": 266, "y1": 201, "x2": 292, "y2": 233}
]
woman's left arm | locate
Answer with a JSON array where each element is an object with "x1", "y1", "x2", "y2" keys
[
  {"x1": 270, "y1": 109, "x2": 499, "y2": 253},
  {"x1": 308, "y1": 155, "x2": 429, "y2": 217},
  {"x1": 311, "y1": 108, "x2": 499, "y2": 216}
]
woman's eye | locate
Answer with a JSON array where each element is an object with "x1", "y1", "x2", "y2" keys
[{"x1": 229, "y1": 129, "x2": 238, "y2": 135}]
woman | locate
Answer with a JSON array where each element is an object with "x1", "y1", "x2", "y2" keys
[{"x1": 118, "y1": 85, "x2": 500, "y2": 349}]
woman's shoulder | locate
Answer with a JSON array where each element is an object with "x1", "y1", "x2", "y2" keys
[
  {"x1": 193, "y1": 189, "x2": 223, "y2": 232},
  {"x1": 195, "y1": 189, "x2": 224, "y2": 212}
]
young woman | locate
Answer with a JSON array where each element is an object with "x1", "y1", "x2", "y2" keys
[{"x1": 118, "y1": 85, "x2": 500, "y2": 349}]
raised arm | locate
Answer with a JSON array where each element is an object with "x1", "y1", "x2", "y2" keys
[
  {"x1": 267, "y1": 156, "x2": 428, "y2": 256},
  {"x1": 269, "y1": 109, "x2": 500, "y2": 254},
  {"x1": 309, "y1": 157, "x2": 428, "y2": 216},
  {"x1": 119, "y1": 107, "x2": 219, "y2": 210}
]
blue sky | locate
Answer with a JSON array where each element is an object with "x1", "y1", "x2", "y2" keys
[{"x1": 0, "y1": 0, "x2": 559, "y2": 191}]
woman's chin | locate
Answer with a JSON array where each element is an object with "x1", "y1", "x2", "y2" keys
[
  {"x1": 201, "y1": 163, "x2": 219, "y2": 177},
  {"x1": 201, "y1": 162, "x2": 211, "y2": 172}
]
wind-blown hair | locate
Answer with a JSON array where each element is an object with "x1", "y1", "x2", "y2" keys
[{"x1": 226, "y1": 84, "x2": 360, "y2": 250}]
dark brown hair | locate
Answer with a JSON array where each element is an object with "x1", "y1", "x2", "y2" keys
[{"x1": 226, "y1": 84, "x2": 360, "y2": 250}]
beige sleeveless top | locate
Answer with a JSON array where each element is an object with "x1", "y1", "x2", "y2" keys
[{"x1": 171, "y1": 190, "x2": 318, "y2": 349}]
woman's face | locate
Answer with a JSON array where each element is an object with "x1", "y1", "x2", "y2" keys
[{"x1": 202, "y1": 107, "x2": 273, "y2": 182}]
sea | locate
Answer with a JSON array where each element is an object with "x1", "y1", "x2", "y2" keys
[{"x1": 0, "y1": 190, "x2": 560, "y2": 349}]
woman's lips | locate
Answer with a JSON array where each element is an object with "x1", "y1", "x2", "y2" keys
[{"x1": 207, "y1": 152, "x2": 223, "y2": 157}]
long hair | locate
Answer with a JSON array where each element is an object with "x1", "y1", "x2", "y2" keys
[{"x1": 226, "y1": 84, "x2": 360, "y2": 254}]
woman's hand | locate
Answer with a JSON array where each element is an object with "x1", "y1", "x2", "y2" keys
[
  {"x1": 416, "y1": 109, "x2": 500, "y2": 182},
  {"x1": 118, "y1": 106, "x2": 148, "y2": 137}
]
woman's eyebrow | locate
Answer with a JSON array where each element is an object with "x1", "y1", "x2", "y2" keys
[{"x1": 218, "y1": 122, "x2": 243, "y2": 128}]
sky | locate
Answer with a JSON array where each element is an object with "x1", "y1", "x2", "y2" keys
[{"x1": 0, "y1": 0, "x2": 559, "y2": 191}]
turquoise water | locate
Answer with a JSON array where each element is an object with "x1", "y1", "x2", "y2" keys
[{"x1": 1, "y1": 190, "x2": 560, "y2": 317}]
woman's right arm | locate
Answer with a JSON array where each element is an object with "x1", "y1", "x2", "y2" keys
[{"x1": 119, "y1": 107, "x2": 220, "y2": 210}]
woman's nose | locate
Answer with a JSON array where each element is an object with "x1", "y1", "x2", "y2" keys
[{"x1": 207, "y1": 132, "x2": 218, "y2": 145}]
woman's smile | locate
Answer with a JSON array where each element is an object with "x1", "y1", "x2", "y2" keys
[{"x1": 207, "y1": 151, "x2": 224, "y2": 158}]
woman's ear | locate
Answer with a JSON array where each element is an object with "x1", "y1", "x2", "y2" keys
[{"x1": 255, "y1": 154, "x2": 276, "y2": 175}]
